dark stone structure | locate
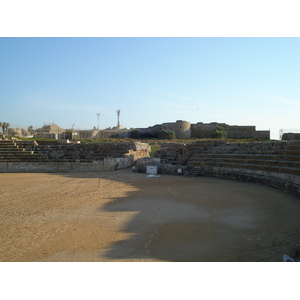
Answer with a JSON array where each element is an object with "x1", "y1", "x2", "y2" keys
[
  {"x1": 137, "y1": 120, "x2": 270, "y2": 139},
  {"x1": 282, "y1": 133, "x2": 300, "y2": 140}
]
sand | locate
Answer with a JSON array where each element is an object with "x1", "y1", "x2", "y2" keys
[{"x1": 1, "y1": 168, "x2": 300, "y2": 262}]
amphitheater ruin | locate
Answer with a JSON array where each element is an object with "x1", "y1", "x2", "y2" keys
[
  {"x1": 1, "y1": 134, "x2": 300, "y2": 262},
  {"x1": 0, "y1": 136, "x2": 300, "y2": 197}
]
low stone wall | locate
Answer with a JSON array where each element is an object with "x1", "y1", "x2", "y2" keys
[
  {"x1": 134, "y1": 157, "x2": 161, "y2": 173},
  {"x1": 0, "y1": 157, "x2": 131, "y2": 173},
  {"x1": 282, "y1": 133, "x2": 300, "y2": 140},
  {"x1": 200, "y1": 166, "x2": 300, "y2": 196}
]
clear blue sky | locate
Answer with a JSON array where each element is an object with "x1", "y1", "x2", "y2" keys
[{"x1": 1, "y1": 37, "x2": 299, "y2": 139}]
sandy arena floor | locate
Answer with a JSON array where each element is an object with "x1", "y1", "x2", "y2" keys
[{"x1": 1, "y1": 168, "x2": 300, "y2": 262}]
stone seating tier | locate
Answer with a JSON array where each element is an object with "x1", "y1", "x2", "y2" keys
[
  {"x1": 189, "y1": 154, "x2": 300, "y2": 163},
  {"x1": 155, "y1": 140, "x2": 300, "y2": 196},
  {"x1": 21, "y1": 142, "x2": 147, "y2": 161},
  {"x1": 0, "y1": 156, "x2": 49, "y2": 162},
  {"x1": 188, "y1": 161, "x2": 300, "y2": 176},
  {"x1": 0, "y1": 148, "x2": 27, "y2": 152},
  {"x1": 0, "y1": 141, "x2": 49, "y2": 162},
  {"x1": 0, "y1": 140, "x2": 150, "y2": 163}
]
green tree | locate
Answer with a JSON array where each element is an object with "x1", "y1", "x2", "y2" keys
[
  {"x1": 64, "y1": 129, "x2": 73, "y2": 139},
  {"x1": 1, "y1": 122, "x2": 10, "y2": 134},
  {"x1": 130, "y1": 130, "x2": 140, "y2": 138},
  {"x1": 157, "y1": 130, "x2": 175, "y2": 140},
  {"x1": 211, "y1": 125, "x2": 227, "y2": 139}
]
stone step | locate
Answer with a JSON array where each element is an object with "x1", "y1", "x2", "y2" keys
[
  {"x1": 278, "y1": 150, "x2": 300, "y2": 155},
  {"x1": 188, "y1": 157, "x2": 300, "y2": 168},
  {"x1": 190, "y1": 154, "x2": 300, "y2": 161},
  {"x1": 0, "y1": 152, "x2": 47, "y2": 157},
  {"x1": 188, "y1": 161, "x2": 300, "y2": 176},
  {"x1": 0, "y1": 144, "x2": 18, "y2": 148},
  {"x1": 171, "y1": 161, "x2": 186, "y2": 165},
  {"x1": 0, "y1": 149, "x2": 49, "y2": 161},
  {"x1": 0, "y1": 151, "x2": 36, "y2": 156},
  {"x1": 185, "y1": 144, "x2": 292, "y2": 155},
  {"x1": 0, "y1": 148, "x2": 27, "y2": 152},
  {"x1": 0, "y1": 156, "x2": 49, "y2": 162},
  {"x1": 53, "y1": 156, "x2": 104, "y2": 161},
  {"x1": 287, "y1": 145, "x2": 300, "y2": 150},
  {"x1": 160, "y1": 159, "x2": 169, "y2": 164},
  {"x1": 15, "y1": 141, "x2": 37, "y2": 145},
  {"x1": 34, "y1": 140, "x2": 61, "y2": 145}
]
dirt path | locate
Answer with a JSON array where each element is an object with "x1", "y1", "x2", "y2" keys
[{"x1": 1, "y1": 169, "x2": 300, "y2": 262}]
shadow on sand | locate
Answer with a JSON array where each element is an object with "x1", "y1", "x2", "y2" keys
[{"x1": 53, "y1": 169, "x2": 300, "y2": 262}]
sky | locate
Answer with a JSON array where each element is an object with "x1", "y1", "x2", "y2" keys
[
  {"x1": 1, "y1": 37, "x2": 299, "y2": 139},
  {"x1": 1, "y1": 0, "x2": 300, "y2": 140}
]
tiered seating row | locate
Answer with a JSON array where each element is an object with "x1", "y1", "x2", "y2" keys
[
  {"x1": 0, "y1": 140, "x2": 150, "y2": 163},
  {"x1": 25, "y1": 144, "x2": 135, "y2": 161},
  {"x1": 0, "y1": 141, "x2": 48, "y2": 162},
  {"x1": 188, "y1": 154, "x2": 300, "y2": 176},
  {"x1": 156, "y1": 140, "x2": 300, "y2": 196}
]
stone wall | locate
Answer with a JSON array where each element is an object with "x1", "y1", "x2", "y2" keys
[
  {"x1": 77, "y1": 129, "x2": 131, "y2": 139},
  {"x1": 152, "y1": 140, "x2": 300, "y2": 196},
  {"x1": 174, "y1": 121, "x2": 191, "y2": 139},
  {"x1": 134, "y1": 157, "x2": 161, "y2": 173},
  {"x1": 137, "y1": 124, "x2": 162, "y2": 137},
  {"x1": 0, "y1": 157, "x2": 132, "y2": 173},
  {"x1": 282, "y1": 133, "x2": 300, "y2": 140},
  {"x1": 191, "y1": 123, "x2": 270, "y2": 139},
  {"x1": 191, "y1": 122, "x2": 226, "y2": 138},
  {"x1": 137, "y1": 120, "x2": 270, "y2": 139},
  {"x1": 225, "y1": 125, "x2": 256, "y2": 139}
]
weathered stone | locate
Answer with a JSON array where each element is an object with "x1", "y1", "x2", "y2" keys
[
  {"x1": 152, "y1": 140, "x2": 300, "y2": 197},
  {"x1": 0, "y1": 141, "x2": 150, "y2": 173},
  {"x1": 137, "y1": 120, "x2": 270, "y2": 139}
]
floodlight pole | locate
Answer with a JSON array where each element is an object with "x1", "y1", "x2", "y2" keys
[
  {"x1": 116, "y1": 109, "x2": 121, "y2": 129},
  {"x1": 97, "y1": 113, "x2": 100, "y2": 130}
]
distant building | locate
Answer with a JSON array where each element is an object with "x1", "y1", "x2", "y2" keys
[
  {"x1": 280, "y1": 129, "x2": 300, "y2": 140},
  {"x1": 35, "y1": 123, "x2": 65, "y2": 139},
  {"x1": 281, "y1": 133, "x2": 300, "y2": 140},
  {"x1": 137, "y1": 120, "x2": 270, "y2": 139},
  {"x1": 7, "y1": 128, "x2": 28, "y2": 138}
]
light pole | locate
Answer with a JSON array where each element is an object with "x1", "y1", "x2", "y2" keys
[
  {"x1": 97, "y1": 113, "x2": 100, "y2": 130},
  {"x1": 116, "y1": 109, "x2": 121, "y2": 129}
]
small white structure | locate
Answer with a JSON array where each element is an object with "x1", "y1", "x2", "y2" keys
[{"x1": 146, "y1": 166, "x2": 158, "y2": 175}]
